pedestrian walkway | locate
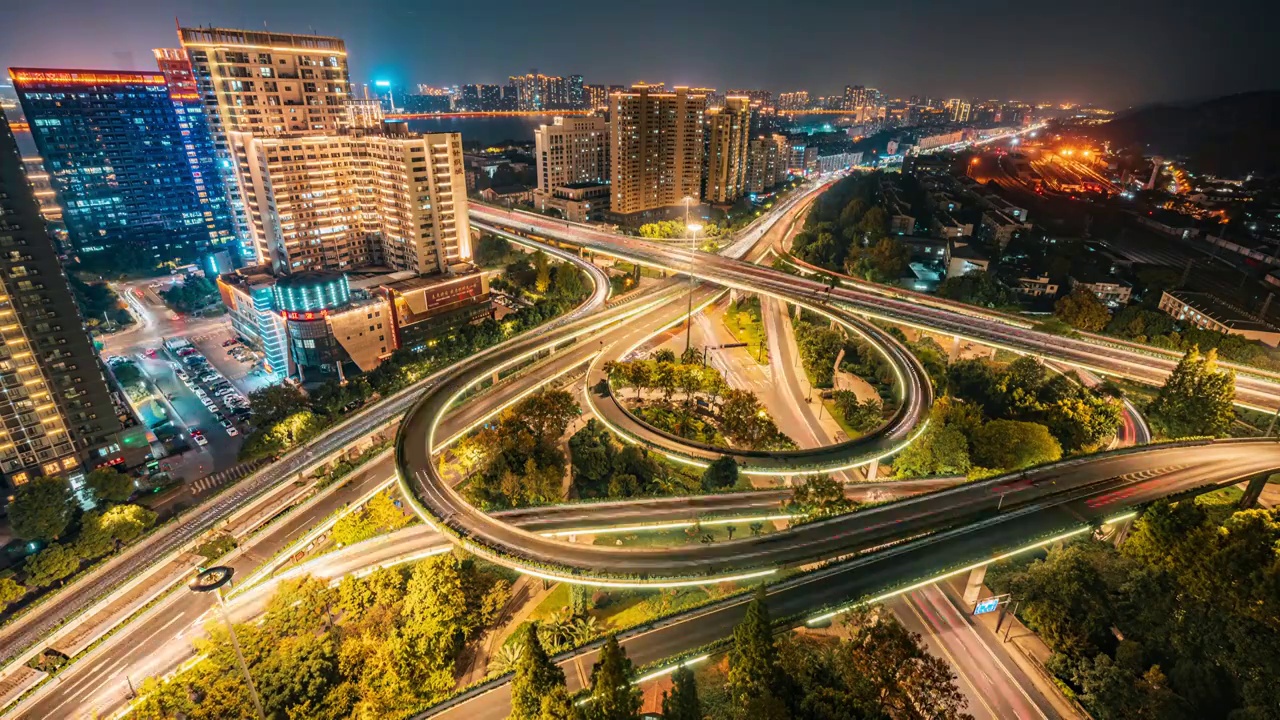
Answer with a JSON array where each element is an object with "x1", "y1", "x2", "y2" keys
[{"x1": 188, "y1": 459, "x2": 267, "y2": 495}]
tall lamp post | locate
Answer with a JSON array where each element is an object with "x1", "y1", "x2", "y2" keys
[
  {"x1": 190, "y1": 566, "x2": 266, "y2": 720},
  {"x1": 684, "y1": 222, "x2": 703, "y2": 355}
]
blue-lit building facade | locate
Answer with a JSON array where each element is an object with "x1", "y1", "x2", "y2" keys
[{"x1": 9, "y1": 68, "x2": 235, "y2": 270}]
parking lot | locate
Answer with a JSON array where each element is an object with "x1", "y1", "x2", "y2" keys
[
  {"x1": 163, "y1": 338, "x2": 254, "y2": 447},
  {"x1": 188, "y1": 326, "x2": 274, "y2": 396}
]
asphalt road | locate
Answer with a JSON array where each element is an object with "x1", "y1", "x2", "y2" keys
[{"x1": 421, "y1": 449, "x2": 1233, "y2": 720}]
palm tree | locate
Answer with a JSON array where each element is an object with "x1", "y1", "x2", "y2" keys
[
  {"x1": 568, "y1": 615, "x2": 601, "y2": 646},
  {"x1": 488, "y1": 641, "x2": 525, "y2": 676}
]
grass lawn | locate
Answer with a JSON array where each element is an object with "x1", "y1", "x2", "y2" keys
[
  {"x1": 724, "y1": 298, "x2": 769, "y2": 366},
  {"x1": 592, "y1": 522, "x2": 773, "y2": 549},
  {"x1": 526, "y1": 582, "x2": 571, "y2": 623},
  {"x1": 823, "y1": 398, "x2": 860, "y2": 440}
]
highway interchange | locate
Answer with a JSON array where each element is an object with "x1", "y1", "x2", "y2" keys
[{"x1": 12, "y1": 176, "x2": 1280, "y2": 718}]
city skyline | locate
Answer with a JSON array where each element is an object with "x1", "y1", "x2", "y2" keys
[{"x1": 1, "y1": 0, "x2": 1275, "y2": 109}]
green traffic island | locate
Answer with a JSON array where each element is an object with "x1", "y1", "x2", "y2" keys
[
  {"x1": 723, "y1": 296, "x2": 769, "y2": 365},
  {"x1": 983, "y1": 498, "x2": 1280, "y2": 720},
  {"x1": 602, "y1": 356, "x2": 797, "y2": 455},
  {"x1": 892, "y1": 351, "x2": 1133, "y2": 481},
  {"x1": 126, "y1": 550, "x2": 521, "y2": 720},
  {"x1": 1098, "y1": 347, "x2": 1244, "y2": 441}
]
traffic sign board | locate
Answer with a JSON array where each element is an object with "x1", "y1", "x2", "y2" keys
[{"x1": 974, "y1": 597, "x2": 1000, "y2": 615}]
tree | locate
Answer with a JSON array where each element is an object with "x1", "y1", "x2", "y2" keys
[
  {"x1": 0, "y1": 577, "x2": 26, "y2": 613},
  {"x1": 971, "y1": 420, "x2": 1062, "y2": 471},
  {"x1": 654, "y1": 349, "x2": 677, "y2": 364},
  {"x1": 511, "y1": 623, "x2": 567, "y2": 720},
  {"x1": 539, "y1": 684, "x2": 582, "y2": 720},
  {"x1": 1004, "y1": 542, "x2": 1116, "y2": 658},
  {"x1": 662, "y1": 664, "x2": 702, "y2": 720},
  {"x1": 569, "y1": 420, "x2": 616, "y2": 497},
  {"x1": 832, "y1": 391, "x2": 882, "y2": 434},
  {"x1": 1055, "y1": 287, "x2": 1113, "y2": 332},
  {"x1": 247, "y1": 384, "x2": 311, "y2": 426},
  {"x1": 24, "y1": 542, "x2": 80, "y2": 588},
  {"x1": 552, "y1": 265, "x2": 586, "y2": 300},
  {"x1": 506, "y1": 390, "x2": 579, "y2": 444},
  {"x1": 585, "y1": 634, "x2": 640, "y2": 720},
  {"x1": 534, "y1": 250, "x2": 552, "y2": 294},
  {"x1": 846, "y1": 236, "x2": 910, "y2": 283},
  {"x1": 83, "y1": 466, "x2": 131, "y2": 504},
  {"x1": 701, "y1": 456, "x2": 739, "y2": 493},
  {"x1": 787, "y1": 475, "x2": 854, "y2": 519},
  {"x1": 1147, "y1": 346, "x2": 1235, "y2": 438},
  {"x1": 9, "y1": 476, "x2": 72, "y2": 542},
  {"x1": 893, "y1": 425, "x2": 971, "y2": 478},
  {"x1": 728, "y1": 587, "x2": 787, "y2": 718}
]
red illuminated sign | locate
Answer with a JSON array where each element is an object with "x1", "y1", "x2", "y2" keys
[
  {"x1": 282, "y1": 309, "x2": 329, "y2": 321},
  {"x1": 9, "y1": 69, "x2": 167, "y2": 86}
]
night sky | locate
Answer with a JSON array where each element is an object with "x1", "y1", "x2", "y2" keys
[{"x1": 3, "y1": 0, "x2": 1275, "y2": 109}]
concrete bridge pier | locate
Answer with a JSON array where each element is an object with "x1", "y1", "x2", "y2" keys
[
  {"x1": 863, "y1": 458, "x2": 879, "y2": 483},
  {"x1": 962, "y1": 565, "x2": 987, "y2": 606},
  {"x1": 949, "y1": 335, "x2": 963, "y2": 362},
  {"x1": 1239, "y1": 473, "x2": 1272, "y2": 509}
]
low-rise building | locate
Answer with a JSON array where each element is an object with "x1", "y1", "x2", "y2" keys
[
  {"x1": 481, "y1": 185, "x2": 534, "y2": 207},
  {"x1": 1016, "y1": 276, "x2": 1059, "y2": 297},
  {"x1": 1158, "y1": 290, "x2": 1280, "y2": 347},
  {"x1": 219, "y1": 265, "x2": 492, "y2": 382},
  {"x1": 1070, "y1": 276, "x2": 1132, "y2": 307},
  {"x1": 945, "y1": 240, "x2": 989, "y2": 277},
  {"x1": 980, "y1": 209, "x2": 1033, "y2": 248},
  {"x1": 532, "y1": 181, "x2": 611, "y2": 222}
]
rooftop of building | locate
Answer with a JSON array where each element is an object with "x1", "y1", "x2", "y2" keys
[
  {"x1": 486, "y1": 184, "x2": 531, "y2": 196},
  {"x1": 382, "y1": 266, "x2": 482, "y2": 294},
  {"x1": 948, "y1": 241, "x2": 988, "y2": 261},
  {"x1": 561, "y1": 180, "x2": 610, "y2": 190},
  {"x1": 1164, "y1": 290, "x2": 1278, "y2": 333}
]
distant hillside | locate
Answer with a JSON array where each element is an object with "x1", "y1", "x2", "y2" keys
[{"x1": 1089, "y1": 91, "x2": 1280, "y2": 177}]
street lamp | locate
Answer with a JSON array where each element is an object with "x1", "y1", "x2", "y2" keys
[
  {"x1": 684, "y1": 222, "x2": 703, "y2": 354},
  {"x1": 189, "y1": 566, "x2": 265, "y2": 720}
]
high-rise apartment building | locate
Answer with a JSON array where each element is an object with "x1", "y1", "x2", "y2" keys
[
  {"x1": 704, "y1": 96, "x2": 751, "y2": 204},
  {"x1": 746, "y1": 134, "x2": 789, "y2": 193},
  {"x1": 231, "y1": 126, "x2": 470, "y2": 276},
  {"x1": 479, "y1": 84, "x2": 502, "y2": 111},
  {"x1": 609, "y1": 85, "x2": 706, "y2": 218},
  {"x1": 946, "y1": 99, "x2": 972, "y2": 122},
  {"x1": 778, "y1": 91, "x2": 810, "y2": 111},
  {"x1": 509, "y1": 71, "x2": 571, "y2": 111},
  {"x1": 178, "y1": 27, "x2": 351, "y2": 262},
  {"x1": 534, "y1": 116, "x2": 610, "y2": 192},
  {"x1": 178, "y1": 27, "x2": 350, "y2": 138},
  {"x1": 10, "y1": 68, "x2": 236, "y2": 268},
  {"x1": 567, "y1": 75, "x2": 585, "y2": 109},
  {"x1": 843, "y1": 85, "x2": 867, "y2": 111},
  {"x1": 584, "y1": 84, "x2": 608, "y2": 112},
  {"x1": 0, "y1": 114, "x2": 145, "y2": 489},
  {"x1": 728, "y1": 89, "x2": 772, "y2": 111}
]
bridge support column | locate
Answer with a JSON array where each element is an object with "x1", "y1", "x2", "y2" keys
[
  {"x1": 1239, "y1": 473, "x2": 1271, "y2": 509},
  {"x1": 949, "y1": 335, "x2": 963, "y2": 362},
  {"x1": 1109, "y1": 516, "x2": 1134, "y2": 547},
  {"x1": 794, "y1": 303, "x2": 802, "y2": 321},
  {"x1": 729, "y1": 288, "x2": 740, "y2": 305},
  {"x1": 491, "y1": 371, "x2": 500, "y2": 385},
  {"x1": 864, "y1": 458, "x2": 879, "y2": 483},
  {"x1": 962, "y1": 565, "x2": 987, "y2": 606}
]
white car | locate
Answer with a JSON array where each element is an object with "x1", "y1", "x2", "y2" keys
[
  {"x1": 193, "y1": 434, "x2": 209, "y2": 447},
  {"x1": 225, "y1": 427, "x2": 239, "y2": 437},
  {"x1": 176, "y1": 372, "x2": 189, "y2": 381},
  {"x1": 202, "y1": 398, "x2": 216, "y2": 409}
]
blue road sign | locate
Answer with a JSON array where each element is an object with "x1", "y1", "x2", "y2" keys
[{"x1": 974, "y1": 597, "x2": 1000, "y2": 615}]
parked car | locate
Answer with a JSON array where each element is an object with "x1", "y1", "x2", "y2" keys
[
  {"x1": 176, "y1": 372, "x2": 189, "y2": 381},
  {"x1": 222, "y1": 339, "x2": 238, "y2": 347},
  {"x1": 177, "y1": 348, "x2": 197, "y2": 357},
  {"x1": 226, "y1": 427, "x2": 239, "y2": 437},
  {"x1": 193, "y1": 434, "x2": 209, "y2": 447}
]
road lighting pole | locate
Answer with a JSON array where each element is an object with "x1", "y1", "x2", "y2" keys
[
  {"x1": 190, "y1": 567, "x2": 265, "y2": 720},
  {"x1": 684, "y1": 222, "x2": 702, "y2": 355}
]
